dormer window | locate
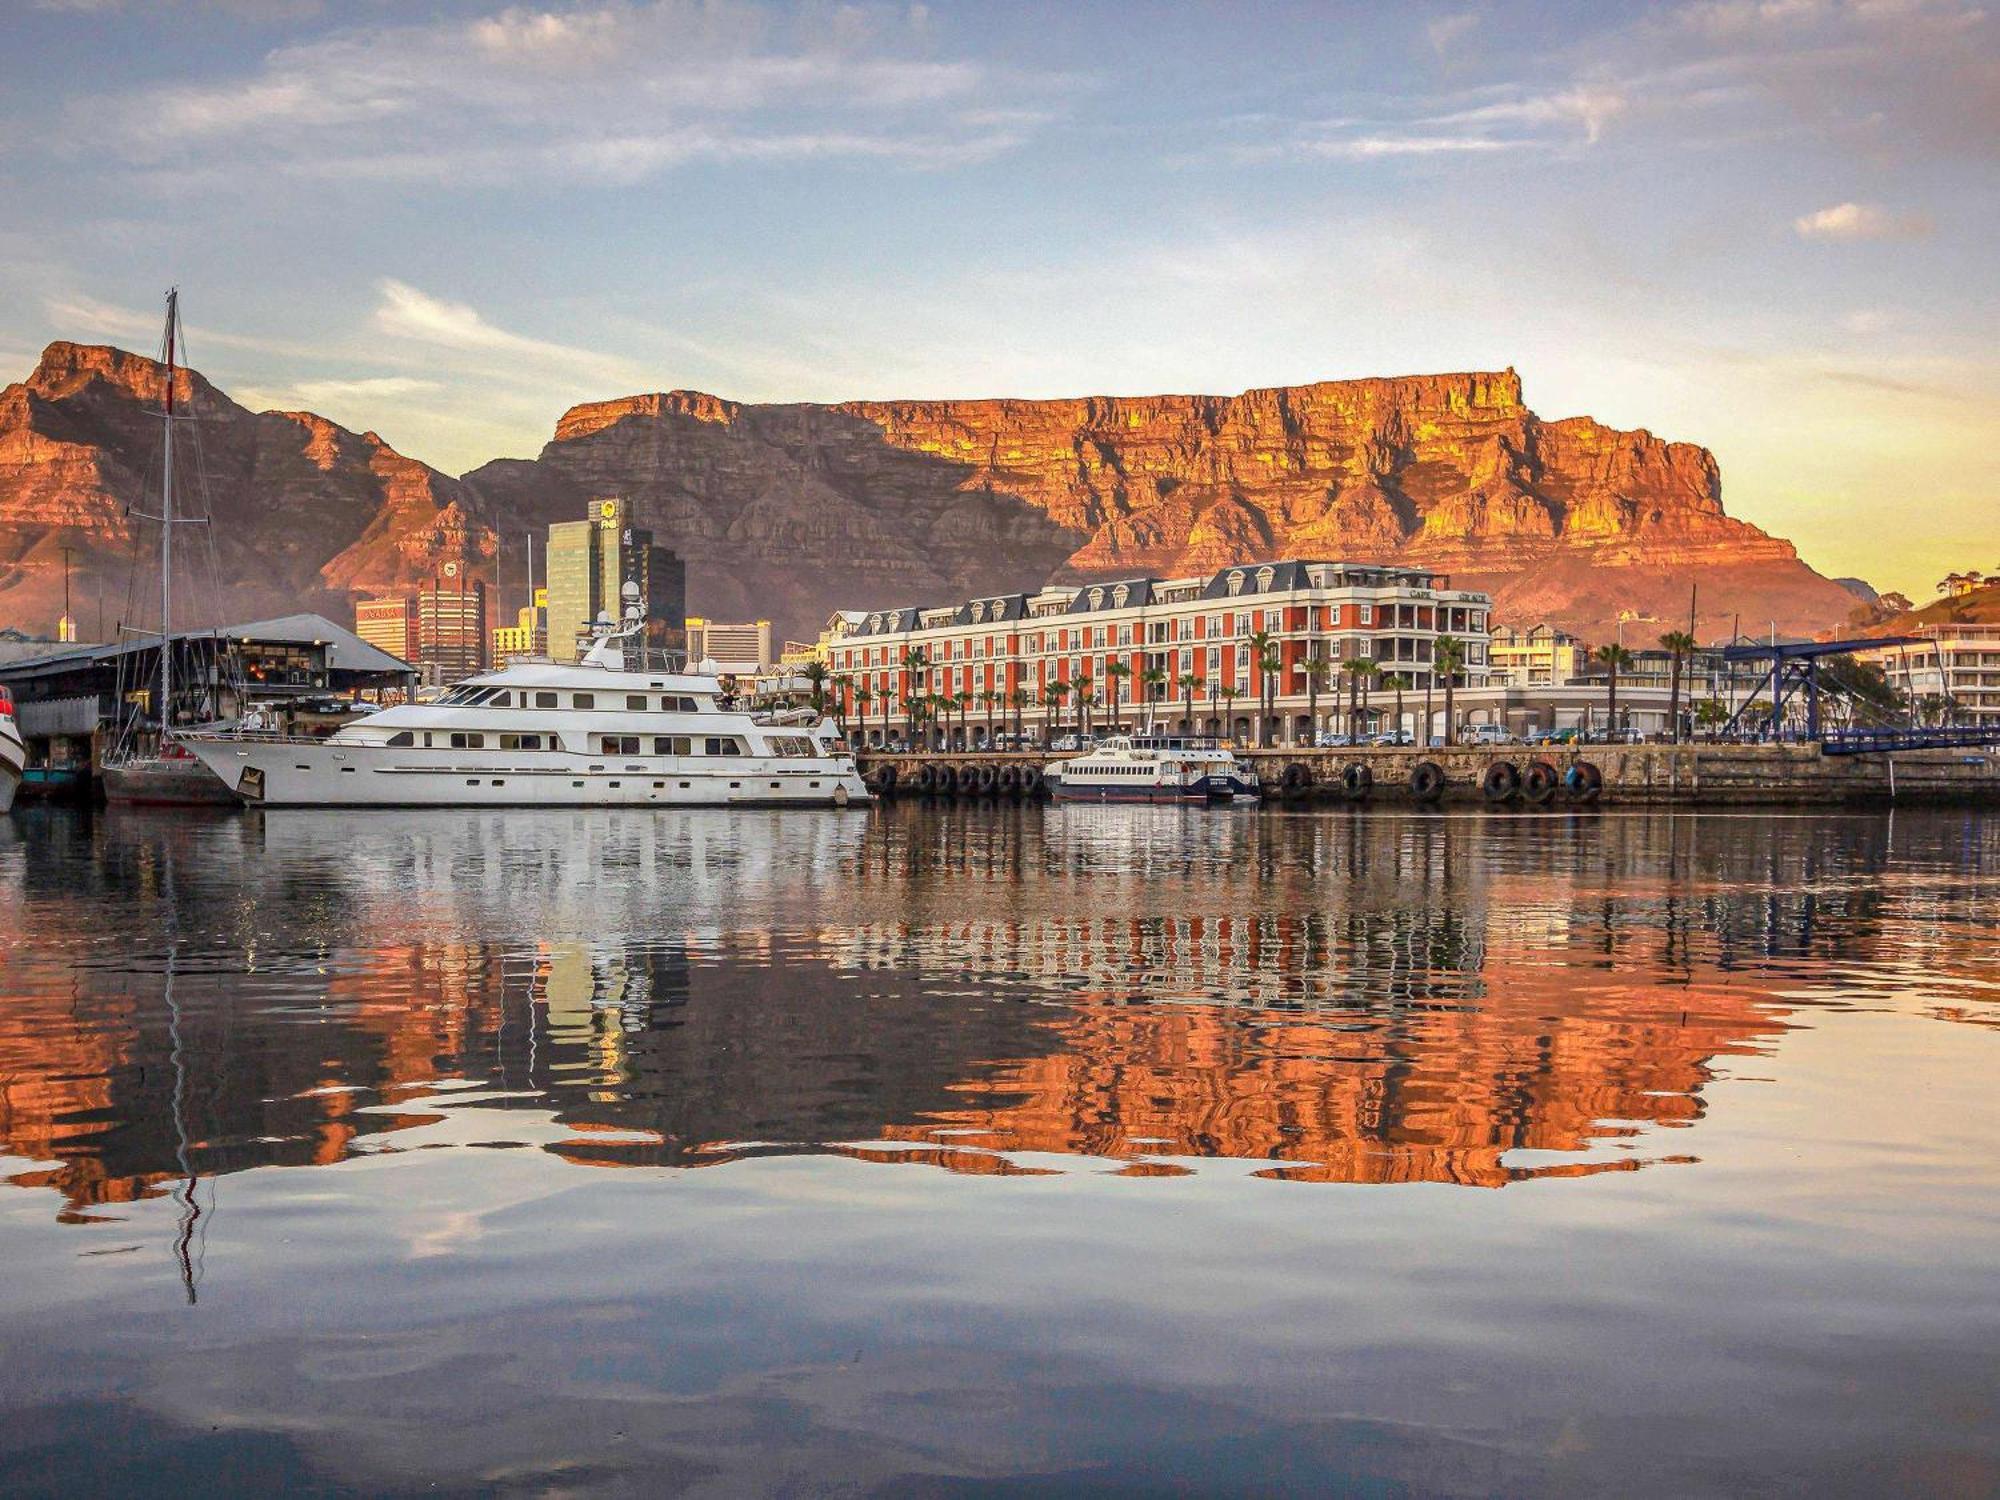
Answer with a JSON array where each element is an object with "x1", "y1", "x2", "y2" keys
[
  {"x1": 1112, "y1": 583, "x2": 1131, "y2": 608},
  {"x1": 1087, "y1": 587, "x2": 1105, "y2": 610},
  {"x1": 1255, "y1": 565, "x2": 1276, "y2": 592},
  {"x1": 1226, "y1": 570, "x2": 1245, "y2": 596}
]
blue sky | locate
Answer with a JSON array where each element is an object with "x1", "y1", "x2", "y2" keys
[{"x1": 2, "y1": 0, "x2": 1994, "y2": 598}]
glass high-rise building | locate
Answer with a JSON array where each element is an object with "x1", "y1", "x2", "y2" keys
[{"x1": 544, "y1": 497, "x2": 686, "y2": 663}]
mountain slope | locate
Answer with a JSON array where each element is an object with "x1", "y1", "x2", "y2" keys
[{"x1": 0, "y1": 343, "x2": 491, "y2": 635}]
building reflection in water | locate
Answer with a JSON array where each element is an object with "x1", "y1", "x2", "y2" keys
[{"x1": 0, "y1": 803, "x2": 1993, "y2": 1223}]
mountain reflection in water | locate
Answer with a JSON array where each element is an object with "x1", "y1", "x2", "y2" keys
[{"x1": 3, "y1": 803, "x2": 1992, "y2": 1214}]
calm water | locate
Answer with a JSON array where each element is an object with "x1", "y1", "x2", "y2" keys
[{"x1": 0, "y1": 802, "x2": 1995, "y2": 1497}]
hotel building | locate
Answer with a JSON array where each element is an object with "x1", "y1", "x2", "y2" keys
[
  {"x1": 828, "y1": 560, "x2": 1492, "y2": 745},
  {"x1": 687, "y1": 617, "x2": 773, "y2": 675},
  {"x1": 1855, "y1": 625, "x2": 2000, "y2": 725},
  {"x1": 354, "y1": 594, "x2": 419, "y2": 666}
]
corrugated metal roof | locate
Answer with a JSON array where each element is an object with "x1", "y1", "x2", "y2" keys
[{"x1": 0, "y1": 612, "x2": 413, "y2": 680}]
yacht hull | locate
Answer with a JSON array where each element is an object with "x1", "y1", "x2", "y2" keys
[
  {"x1": 1, "y1": 719, "x2": 26, "y2": 813},
  {"x1": 102, "y1": 756, "x2": 238, "y2": 806},
  {"x1": 183, "y1": 736, "x2": 871, "y2": 809}
]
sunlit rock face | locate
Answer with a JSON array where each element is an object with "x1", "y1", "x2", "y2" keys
[
  {"x1": 0, "y1": 345, "x2": 1853, "y2": 643},
  {"x1": 0, "y1": 343, "x2": 492, "y2": 631},
  {"x1": 477, "y1": 367, "x2": 1855, "y2": 642}
]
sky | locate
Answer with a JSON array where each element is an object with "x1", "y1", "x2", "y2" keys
[{"x1": 1, "y1": 0, "x2": 1994, "y2": 601}]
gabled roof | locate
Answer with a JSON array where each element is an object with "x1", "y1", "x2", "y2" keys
[{"x1": 1066, "y1": 578, "x2": 1154, "y2": 614}]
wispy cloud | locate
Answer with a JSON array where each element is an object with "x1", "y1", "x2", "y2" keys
[
  {"x1": 1426, "y1": 13, "x2": 1480, "y2": 53},
  {"x1": 73, "y1": 0, "x2": 1068, "y2": 187},
  {"x1": 371, "y1": 280, "x2": 644, "y2": 390},
  {"x1": 1794, "y1": 201, "x2": 1935, "y2": 239},
  {"x1": 42, "y1": 290, "x2": 320, "y2": 358}
]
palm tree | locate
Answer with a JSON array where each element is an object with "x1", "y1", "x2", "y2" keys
[
  {"x1": 1074, "y1": 675, "x2": 1093, "y2": 738},
  {"x1": 1104, "y1": 659, "x2": 1131, "y2": 732},
  {"x1": 1045, "y1": 679, "x2": 1069, "y2": 741},
  {"x1": 1341, "y1": 656, "x2": 1373, "y2": 740},
  {"x1": 1303, "y1": 655, "x2": 1333, "y2": 742},
  {"x1": 1434, "y1": 635, "x2": 1467, "y2": 746},
  {"x1": 1422, "y1": 670, "x2": 1435, "y2": 747},
  {"x1": 1141, "y1": 664, "x2": 1168, "y2": 726},
  {"x1": 800, "y1": 659, "x2": 829, "y2": 716},
  {"x1": 1593, "y1": 643, "x2": 1634, "y2": 737},
  {"x1": 1379, "y1": 672, "x2": 1410, "y2": 743},
  {"x1": 978, "y1": 688, "x2": 996, "y2": 747},
  {"x1": 1658, "y1": 631, "x2": 1696, "y2": 743},
  {"x1": 899, "y1": 646, "x2": 928, "y2": 741},
  {"x1": 1259, "y1": 648, "x2": 1281, "y2": 746},
  {"x1": 852, "y1": 682, "x2": 872, "y2": 745},
  {"x1": 1219, "y1": 685, "x2": 1241, "y2": 743},
  {"x1": 1008, "y1": 685, "x2": 1030, "y2": 740},
  {"x1": 1177, "y1": 672, "x2": 1199, "y2": 732},
  {"x1": 1245, "y1": 630, "x2": 1276, "y2": 746}
]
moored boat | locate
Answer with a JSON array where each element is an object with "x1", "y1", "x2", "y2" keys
[
  {"x1": 181, "y1": 597, "x2": 870, "y2": 809},
  {"x1": 0, "y1": 686, "x2": 23, "y2": 813},
  {"x1": 1044, "y1": 733, "x2": 1259, "y2": 803}
]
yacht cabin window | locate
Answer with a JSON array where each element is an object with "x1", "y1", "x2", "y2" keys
[
  {"x1": 448, "y1": 732, "x2": 485, "y2": 749},
  {"x1": 572, "y1": 693, "x2": 595, "y2": 709},
  {"x1": 535, "y1": 691, "x2": 558, "y2": 708}
]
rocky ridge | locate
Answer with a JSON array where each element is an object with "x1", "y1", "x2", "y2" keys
[{"x1": 0, "y1": 343, "x2": 1857, "y2": 646}]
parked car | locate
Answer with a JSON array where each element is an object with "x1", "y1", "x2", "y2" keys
[
  {"x1": 1049, "y1": 735, "x2": 1082, "y2": 753},
  {"x1": 1314, "y1": 731, "x2": 1355, "y2": 748},
  {"x1": 1368, "y1": 730, "x2": 1415, "y2": 746},
  {"x1": 1526, "y1": 727, "x2": 1580, "y2": 746},
  {"x1": 1465, "y1": 724, "x2": 1520, "y2": 746}
]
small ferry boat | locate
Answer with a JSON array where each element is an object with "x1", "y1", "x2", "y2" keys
[
  {"x1": 0, "y1": 685, "x2": 23, "y2": 813},
  {"x1": 1044, "y1": 733, "x2": 1259, "y2": 803},
  {"x1": 180, "y1": 594, "x2": 870, "y2": 809}
]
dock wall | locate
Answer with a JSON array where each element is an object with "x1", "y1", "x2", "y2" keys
[{"x1": 855, "y1": 743, "x2": 2000, "y2": 805}]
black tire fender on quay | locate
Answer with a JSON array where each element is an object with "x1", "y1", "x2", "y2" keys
[
  {"x1": 1522, "y1": 759, "x2": 1559, "y2": 804},
  {"x1": 1023, "y1": 766, "x2": 1044, "y2": 796},
  {"x1": 913, "y1": 762, "x2": 937, "y2": 794},
  {"x1": 974, "y1": 764, "x2": 998, "y2": 795},
  {"x1": 935, "y1": 763, "x2": 959, "y2": 796},
  {"x1": 1409, "y1": 760, "x2": 1447, "y2": 802},
  {"x1": 1281, "y1": 762, "x2": 1312, "y2": 796},
  {"x1": 1342, "y1": 762, "x2": 1373, "y2": 799},
  {"x1": 1481, "y1": 760, "x2": 1522, "y2": 802},
  {"x1": 997, "y1": 764, "x2": 1022, "y2": 796},
  {"x1": 1563, "y1": 760, "x2": 1604, "y2": 802}
]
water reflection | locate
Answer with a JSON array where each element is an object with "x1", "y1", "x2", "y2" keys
[{"x1": 3, "y1": 803, "x2": 1993, "y2": 1225}]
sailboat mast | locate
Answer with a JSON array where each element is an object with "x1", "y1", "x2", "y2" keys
[{"x1": 160, "y1": 288, "x2": 178, "y2": 736}]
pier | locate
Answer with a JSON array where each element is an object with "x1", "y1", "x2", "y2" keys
[{"x1": 857, "y1": 740, "x2": 2000, "y2": 805}]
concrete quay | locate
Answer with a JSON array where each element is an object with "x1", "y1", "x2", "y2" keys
[{"x1": 855, "y1": 742, "x2": 2000, "y2": 805}]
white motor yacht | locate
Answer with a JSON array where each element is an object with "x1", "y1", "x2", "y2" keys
[
  {"x1": 1044, "y1": 733, "x2": 1258, "y2": 803},
  {"x1": 0, "y1": 684, "x2": 23, "y2": 813},
  {"x1": 182, "y1": 599, "x2": 869, "y2": 809}
]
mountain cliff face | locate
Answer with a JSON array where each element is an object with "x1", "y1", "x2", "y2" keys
[
  {"x1": 0, "y1": 343, "x2": 1855, "y2": 646},
  {"x1": 0, "y1": 343, "x2": 491, "y2": 634},
  {"x1": 468, "y1": 368, "x2": 1854, "y2": 643}
]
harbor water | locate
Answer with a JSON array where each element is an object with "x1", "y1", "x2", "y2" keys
[{"x1": 0, "y1": 803, "x2": 1995, "y2": 1496}]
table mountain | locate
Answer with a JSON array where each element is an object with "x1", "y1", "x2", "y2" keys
[{"x1": 1, "y1": 343, "x2": 1856, "y2": 648}]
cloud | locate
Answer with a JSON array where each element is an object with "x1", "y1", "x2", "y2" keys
[
  {"x1": 1793, "y1": 201, "x2": 1935, "y2": 239},
  {"x1": 72, "y1": 0, "x2": 1066, "y2": 187},
  {"x1": 371, "y1": 279, "x2": 646, "y2": 391},
  {"x1": 1300, "y1": 134, "x2": 1514, "y2": 159},
  {"x1": 1424, "y1": 85, "x2": 1630, "y2": 144},
  {"x1": 42, "y1": 290, "x2": 319, "y2": 357}
]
